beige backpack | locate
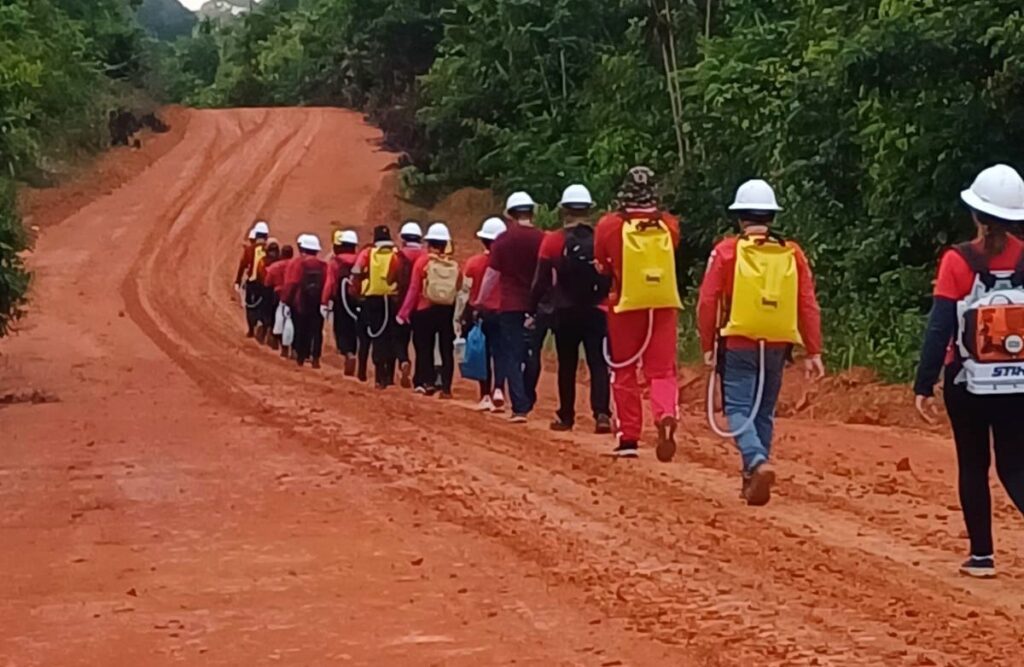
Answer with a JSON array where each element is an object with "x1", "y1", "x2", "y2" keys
[{"x1": 424, "y1": 256, "x2": 459, "y2": 305}]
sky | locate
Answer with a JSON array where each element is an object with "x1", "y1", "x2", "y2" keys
[{"x1": 177, "y1": 0, "x2": 261, "y2": 9}]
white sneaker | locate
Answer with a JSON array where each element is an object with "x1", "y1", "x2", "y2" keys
[
  {"x1": 476, "y1": 396, "x2": 495, "y2": 412},
  {"x1": 492, "y1": 389, "x2": 506, "y2": 409}
]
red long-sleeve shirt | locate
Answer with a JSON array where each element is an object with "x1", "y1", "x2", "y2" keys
[
  {"x1": 394, "y1": 245, "x2": 425, "y2": 299},
  {"x1": 464, "y1": 252, "x2": 495, "y2": 309},
  {"x1": 235, "y1": 243, "x2": 257, "y2": 285},
  {"x1": 594, "y1": 208, "x2": 681, "y2": 309},
  {"x1": 696, "y1": 235, "x2": 823, "y2": 355},
  {"x1": 321, "y1": 252, "x2": 358, "y2": 306},
  {"x1": 264, "y1": 258, "x2": 292, "y2": 297},
  {"x1": 282, "y1": 255, "x2": 327, "y2": 313}
]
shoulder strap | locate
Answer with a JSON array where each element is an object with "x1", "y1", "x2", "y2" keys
[
  {"x1": 1012, "y1": 245, "x2": 1024, "y2": 288},
  {"x1": 955, "y1": 242, "x2": 997, "y2": 290},
  {"x1": 742, "y1": 231, "x2": 786, "y2": 247}
]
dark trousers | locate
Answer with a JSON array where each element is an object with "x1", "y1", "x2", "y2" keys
[
  {"x1": 525, "y1": 313, "x2": 549, "y2": 409},
  {"x1": 244, "y1": 281, "x2": 263, "y2": 333},
  {"x1": 293, "y1": 308, "x2": 324, "y2": 365},
  {"x1": 553, "y1": 307, "x2": 611, "y2": 423},
  {"x1": 944, "y1": 368, "x2": 1024, "y2": 557},
  {"x1": 358, "y1": 296, "x2": 395, "y2": 385},
  {"x1": 333, "y1": 307, "x2": 359, "y2": 356},
  {"x1": 394, "y1": 322, "x2": 412, "y2": 365},
  {"x1": 412, "y1": 306, "x2": 455, "y2": 392},
  {"x1": 260, "y1": 287, "x2": 278, "y2": 329},
  {"x1": 478, "y1": 313, "x2": 505, "y2": 399}
]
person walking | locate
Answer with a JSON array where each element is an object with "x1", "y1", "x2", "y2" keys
[
  {"x1": 255, "y1": 240, "x2": 281, "y2": 346},
  {"x1": 235, "y1": 220, "x2": 270, "y2": 338},
  {"x1": 478, "y1": 192, "x2": 546, "y2": 423},
  {"x1": 283, "y1": 234, "x2": 327, "y2": 368},
  {"x1": 532, "y1": 184, "x2": 612, "y2": 433},
  {"x1": 398, "y1": 223, "x2": 462, "y2": 398},
  {"x1": 350, "y1": 225, "x2": 401, "y2": 388},
  {"x1": 463, "y1": 217, "x2": 508, "y2": 410},
  {"x1": 697, "y1": 179, "x2": 824, "y2": 506},
  {"x1": 265, "y1": 244, "x2": 295, "y2": 356},
  {"x1": 322, "y1": 229, "x2": 361, "y2": 376},
  {"x1": 594, "y1": 167, "x2": 681, "y2": 459},
  {"x1": 394, "y1": 221, "x2": 426, "y2": 388},
  {"x1": 914, "y1": 164, "x2": 1024, "y2": 578}
]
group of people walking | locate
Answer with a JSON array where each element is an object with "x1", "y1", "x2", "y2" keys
[{"x1": 235, "y1": 164, "x2": 1024, "y2": 579}]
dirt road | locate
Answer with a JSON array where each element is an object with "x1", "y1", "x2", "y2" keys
[{"x1": 1, "y1": 108, "x2": 1022, "y2": 666}]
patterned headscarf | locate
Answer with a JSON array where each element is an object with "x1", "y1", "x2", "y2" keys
[{"x1": 616, "y1": 166, "x2": 659, "y2": 210}]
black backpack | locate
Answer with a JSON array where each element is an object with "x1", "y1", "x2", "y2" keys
[
  {"x1": 559, "y1": 225, "x2": 607, "y2": 307},
  {"x1": 300, "y1": 261, "x2": 326, "y2": 314}
]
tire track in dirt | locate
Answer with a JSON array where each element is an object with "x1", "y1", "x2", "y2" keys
[{"x1": 110, "y1": 109, "x2": 1024, "y2": 665}]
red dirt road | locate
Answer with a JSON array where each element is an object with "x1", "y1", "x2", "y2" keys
[{"x1": 2, "y1": 108, "x2": 1023, "y2": 666}]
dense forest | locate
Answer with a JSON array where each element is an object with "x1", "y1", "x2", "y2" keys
[
  {"x1": 0, "y1": 0, "x2": 159, "y2": 336},
  {"x1": 5, "y1": 0, "x2": 1024, "y2": 380},
  {"x1": 159, "y1": 0, "x2": 1024, "y2": 378}
]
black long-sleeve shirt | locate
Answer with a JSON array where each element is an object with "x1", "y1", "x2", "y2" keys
[{"x1": 914, "y1": 297, "x2": 958, "y2": 397}]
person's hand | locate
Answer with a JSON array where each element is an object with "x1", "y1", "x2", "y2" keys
[
  {"x1": 804, "y1": 355, "x2": 826, "y2": 381},
  {"x1": 703, "y1": 350, "x2": 715, "y2": 367},
  {"x1": 320, "y1": 304, "x2": 330, "y2": 319},
  {"x1": 524, "y1": 315, "x2": 536, "y2": 330},
  {"x1": 915, "y1": 394, "x2": 940, "y2": 425},
  {"x1": 396, "y1": 315, "x2": 408, "y2": 326}
]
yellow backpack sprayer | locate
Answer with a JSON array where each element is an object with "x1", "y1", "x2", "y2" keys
[
  {"x1": 603, "y1": 215, "x2": 683, "y2": 369},
  {"x1": 706, "y1": 233, "x2": 801, "y2": 437},
  {"x1": 340, "y1": 246, "x2": 396, "y2": 340}
]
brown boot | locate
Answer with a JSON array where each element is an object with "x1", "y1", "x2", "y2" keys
[
  {"x1": 399, "y1": 361, "x2": 412, "y2": 388},
  {"x1": 343, "y1": 356, "x2": 357, "y2": 377},
  {"x1": 280, "y1": 345, "x2": 290, "y2": 359},
  {"x1": 655, "y1": 416, "x2": 677, "y2": 463},
  {"x1": 744, "y1": 463, "x2": 776, "y2": 507}
]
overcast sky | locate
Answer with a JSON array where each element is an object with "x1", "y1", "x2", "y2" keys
[{"x1": 177, "y1": 0, "x2": 260, "y2": 9}]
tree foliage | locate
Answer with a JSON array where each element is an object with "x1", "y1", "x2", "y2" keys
[
  {"x1": 118, "y1": 1, "x2": 1024, "y2": 377},
  {"x1": 138, "y1": 0, "x2": 198, "y2": 41},
  {"x1": 0, "y1": 0, "x2": 148, "y2": 336}
]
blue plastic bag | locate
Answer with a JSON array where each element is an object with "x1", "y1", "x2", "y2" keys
[{"x1": 459, "y1": 323, "x2": 488, "y2": 381}]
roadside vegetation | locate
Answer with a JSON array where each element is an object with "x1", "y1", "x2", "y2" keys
[
  {"x1": 8, "y1": 1, "x2": 1024, "y2": 381},
  {"x1": 159, "y1": 0, "x2": 1024, "y2": 380}
]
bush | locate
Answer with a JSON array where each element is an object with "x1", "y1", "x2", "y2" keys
[
  {"x1": 169, "y1": 0, "x2": 1024, "y2": 380},
  {"x1": 0, "y1": 182, "x2": 29, "y2": 336}
]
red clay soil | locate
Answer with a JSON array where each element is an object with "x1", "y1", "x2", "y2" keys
[{"x1": 1, "y1": 108, "x2": 1022, "y2": 666}]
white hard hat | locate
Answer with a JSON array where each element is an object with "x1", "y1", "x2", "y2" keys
[
  {"x1": 248, "y1": 228, "x2": 258, "y2": 240},
  {"x1": 729, "y1": 179, "x2": 782, "y2": 212},
  {"x1": 252, "y1": 221, "x2": 270, "y2": 236},
  {"x1": 400, "y1": 221, "x2": 424, "y2": 238},
  {"x1": 333, "y1": 229, "x2": 358, "y2": 246},
  {"x1": 477, "y1": 216, "x2": 508, "y2": 241},
  {"x1": 297, "y1": 234, "x2": 322, "y2": 252},
  {"x1": 560, "y1": 184, "x2": 594, "y2": 208},
  {"x1": 424, "y1": 222, "x2": 452, "y2": 243},
  {"x1": 505, "y1": 191, "x2": 537, "y2": 212},
  {"x1": 961, "y1": 164, "x2": 1024, "y2": 221}
]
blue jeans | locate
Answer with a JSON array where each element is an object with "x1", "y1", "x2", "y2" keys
[
  {"x1": 497, "y1": 312, "x2": 533, "y2": 416},
  {"x1": 722, "y1": 347, "x2": 787, "y2": 473}
]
